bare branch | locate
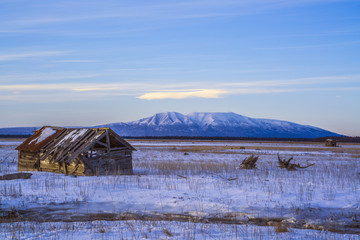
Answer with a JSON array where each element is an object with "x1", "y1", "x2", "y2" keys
[
  {"x1": 277, "y1": 153, "x2": 314, "y2": 171},
  {"x1": 240, "y1": 155, "x2": 259, "y2": 169}
]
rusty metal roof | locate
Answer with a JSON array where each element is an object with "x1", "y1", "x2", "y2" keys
[
  {"x1": 16, "y1": 126, "x2": 65, "y2": 152},
  {"x1": 16, "y1": 126, "x2": 135, "y2": 163}
]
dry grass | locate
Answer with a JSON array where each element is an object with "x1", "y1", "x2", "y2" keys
[
  {"x1": 129, "y1": 139, "x2": 360, "y2": 145},
  {"x1": 136, "y1": 160, "x2": 237, "y2": 175},
  {"x1": 1, "y1": 139, "x2": 360, "y2": 238},
  {"x1": 275, "y1": 222, "x2": 289, "y2": 233},
  {"x1": 132, "y1": 142, "x2": 360, "y2": 155},
  {"x1": 1, "y1": 219, "x2": 356, "y2": 239},
  {"x1": 162, "y1": 228, "x2": 173, "y2": 237}
]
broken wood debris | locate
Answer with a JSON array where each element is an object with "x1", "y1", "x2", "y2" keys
[
  {"x1": 0, "y1": 172, "x2": 32, "y2": 180},
  {"x1": 16, "y1": 126, "x2": 135, "y2": 176},
  {"x1": 239, "y1": 154, "x2": 259, "y2": 169},
  {"x1": 277, "y1": 153, "x2": 314, "y2": 171},
  {"x1": 177, "y1": 175, "x2": 187, "y2": 179}
]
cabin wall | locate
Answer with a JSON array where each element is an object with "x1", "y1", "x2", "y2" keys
[
  {"x1": 18, "y1": 148, "x2": 133, "y2": 176},
  {"x1": 17, "y1": 128, "x2": 134, "y2": 176},
  {"x1": 40, "y1": 156, "x2": 86, "y2": 176},
  {"x1": 66, "y1": 159, "x2": 86, "y2": 176},
  {"x1": 83, "y1": 149, "x2": 133, "y2": 175},
  {"x1": 110, "y1": 149, "x2": 133, "y2": 175},
  {"x1": 325, "y1": 140, "x2": 336, "y2": 147},
  {"x1": 18, "y1": 151, "x2": 39, "y2": 171}
]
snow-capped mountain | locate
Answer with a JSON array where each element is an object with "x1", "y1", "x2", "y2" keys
[
  {"x1": 0, "y1": 112, "x2": 342, "y2": 138},
  {"x1": 101, "y1": 112, "x2": 342, "y2": 138}
]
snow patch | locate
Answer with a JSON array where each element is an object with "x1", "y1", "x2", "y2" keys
[
  {"x1": 55, "y1": 129, "x2": 89, "y2": 146},
  {"x1": 70, "y1": 129, "x2": 88, "y2": 143},
  {"x1": 29, "y1": 127, "x2": 57, "y2": 144}
]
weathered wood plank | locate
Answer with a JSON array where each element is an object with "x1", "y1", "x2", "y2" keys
[
  {"x1": 40, "y1": 128, "x2": 93, "y2": 163},
  {"x1": 109, "y1": 147, "x2": 128, "y2": 151},
  {"x1": 58, "y1": 130, "x2": 98, "y2": 163},
  {"x1": 40, "y1": 129, "x2": 67, "y2": 153},
  {"x1": 63, "y1": 131, "x2": 104, "y2": 164},
  {"x1": 55, "y1": 129, "x2": 95, "y2": 162},
  {"x1": 0, "y1": 173, "x2": 32, "y2": 180},
  {"x1": 17, "y1": 127, "x2": 134, "y2": 176},
  {"x1": 111, "y1": 149, "x2": 131, "y2": 154},
  {"x1": 39, "y1": 132, "x2": 68, "y2": 161},
  {"x1": 108, "y1": 128, "x2": 135, "y2": 150},
  {"x1": 95, "y1": 138, "x2": 107, "y2": 147},
  {"x1": 106, "y1": 131, "x2": 111, "y2": 153}
]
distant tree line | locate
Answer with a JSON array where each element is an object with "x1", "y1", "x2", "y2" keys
[
  {"x1": 1, "y1": 135, "x2": 359, "y2": 143},
  {"x1": 0, "y1": 135, "x2": 31, "y2": 138},
  {"x1": 312, "y1": 136, "x2": 360, "y2": 143},
  {"x1": 122, "y1": 136, "x2": 360, "y2": 143}
]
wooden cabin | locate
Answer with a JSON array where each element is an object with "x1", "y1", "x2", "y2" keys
[
  {"x1": 325, "y1": 139, "x2": 337, "y2": 147},
  {"x1": 16, "y1": 126, "x2": 135, "y2": 176}
]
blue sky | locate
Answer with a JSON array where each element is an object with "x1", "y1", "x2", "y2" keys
[{"x1": 1, "y1": 0, "x2": 359, "y2": 136}]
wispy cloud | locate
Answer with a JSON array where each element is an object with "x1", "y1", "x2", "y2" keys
[
  {"x1": 267, "y1": 28, "x2": 360, "y2": 39},
  {"x1": 138, "y1": 89, "x2": 228, "y2": 100},
  {"x1": 52, "y1": 59, "x2": 102, "y2": 63},
  {"x1": 0, "y1": 73, "x2": 100, "y2": 84},
  {"x1": 105, "y1": 68, "x2": 163, "y2": 72},
  {"x1": 220, "y1": 75, "x2": 360, "y2": 87},
  {"x1": 0, "y1": 29, "x2": 40, "y2": 33},
  {"x1": 3, "y1": 0, "x2": 351, "y2": 28},
  {"x1": 252, "y1": 41, "x2": 360, "y2": 50},
  {"x1": 0, "y1": 51, "x2": 64, "y2": 61},
  {"x1": 0, "y1": 83, "x2": 144, "y2": 92},
  {"x1": 0, "y1": 74, "x2": 358, "y2": 102}
]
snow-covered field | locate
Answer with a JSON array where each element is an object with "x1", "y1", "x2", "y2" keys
[
  {"x1": 2, "y1": 220, "x2": 359, "y2": 240},
  {"x1": 1, "y1": 139, "x2": 360, "y2": 239}
]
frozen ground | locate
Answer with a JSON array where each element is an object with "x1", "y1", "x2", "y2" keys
[
  {"x1": 1, "y1": 220, "x2": 358, "y2": 240},
  {"x1": 1, "y1": 139, "x2": 360, "y2": 239}
]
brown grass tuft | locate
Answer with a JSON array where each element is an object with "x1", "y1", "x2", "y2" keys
[
  {"x1": 163, "y1": 228, "x2": 173, "y2": 237},
  {"x1": 275, "y1": 222, "x2": 289, "y2": 233}
]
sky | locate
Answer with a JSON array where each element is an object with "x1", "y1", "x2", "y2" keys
[{"x1": 0, "y1": 0, "x2": 359, "y2": 136}]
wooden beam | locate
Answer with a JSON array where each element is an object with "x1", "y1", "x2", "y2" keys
[
  {"x1": 108, "y1": 128, "x2": 136, "y2": 151},
  {"x1": 39, "y1": 129, "x2": 69, "y2": 161},
  {"x1": 106, "y1": 130, "x2": 111, "y2": 153},
  {"x1": 40, "y1": 128, "x2": 67, "y2": 151},
  {"x1": 56, "y1": 129, "x2": 97, "y2": 163},
  {"x1": 95, "y1": 139, "x2": 107, "y2": 147},
  {"x1": 110, "y1": 147, "x2": 128, "y2": 151},
  {"x1": 64, "y1": 130, "x2": 106, "y2": 164}
]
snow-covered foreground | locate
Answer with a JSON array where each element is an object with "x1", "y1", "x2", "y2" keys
[
  {"x1": 1, "y1": 220, "x2": 358, "y2": 240},
  {"x1": 1, "y1": 139, "x2": 360, "y2": 239}
]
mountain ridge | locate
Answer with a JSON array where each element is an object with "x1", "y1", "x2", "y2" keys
[
  {"x1": 0, "y1": 112, "x2": 343, "y2": 138},
  {"x1": 101, "y1": 112, "x2": 342, "y2": 138}
]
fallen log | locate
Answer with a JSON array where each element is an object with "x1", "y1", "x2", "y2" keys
[{"x1": 0, "y1": 172, "x2": 32, "y2": 180}]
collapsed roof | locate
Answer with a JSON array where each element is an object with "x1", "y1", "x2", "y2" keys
[{"x1": 16, "y1": 126, "x2": 135, "y2": 164}]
